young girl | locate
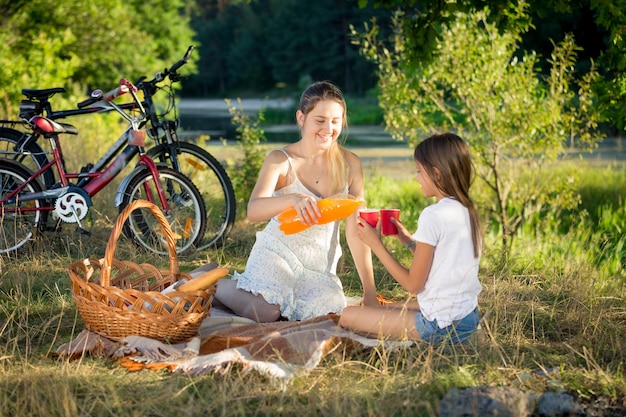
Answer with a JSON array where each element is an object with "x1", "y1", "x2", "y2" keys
[
  {"x1": 198, "y1": 81, "x2": 378, "y2": 322},
  {"x1": 339, "y1": 132, "x2": 482, "y2": 344}
]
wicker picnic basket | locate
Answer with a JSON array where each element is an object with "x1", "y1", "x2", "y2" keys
[{"x1": 68, "y1": 200, "x2": 214, "y2": 343}]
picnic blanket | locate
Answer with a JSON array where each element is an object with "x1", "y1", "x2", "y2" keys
[{"x1": 55, "y1": 300, "x2": 413, "y2": 385}]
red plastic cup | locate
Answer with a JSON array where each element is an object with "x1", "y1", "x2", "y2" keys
[
  {"x1": 380, "y1": 209, "x2": 400, "y2": 235},
  {"x1": 359, "y1": 209, "x2": 379, "y2": 228}
]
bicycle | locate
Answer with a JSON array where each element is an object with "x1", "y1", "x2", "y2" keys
[
  {"x1": 0, "y1": 78, "x2": 207, "y2": 255},
  {"x1": 0, "y1": 46, "x2": 236, "y2": 250}
]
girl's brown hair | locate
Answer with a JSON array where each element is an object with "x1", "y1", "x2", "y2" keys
[
  {"x1": 298, "y1": 81, "x2": 349, "y2": 195},
  {"x1": 414, "y1": 132, "x2": 482, "y2": 257}
]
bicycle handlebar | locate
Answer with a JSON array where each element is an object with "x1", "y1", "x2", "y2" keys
[
  {"x1": 77, "y1": 90, "x2": 103, "y2": 109},
  {"x1": 119, "y1": 78, "x2": 138, "y2": 92},
  {"x1": 76, "y1": 46, "x2": 194, "y2": 109},
  {"x1": 77, "y1": 78, "x2": 137, "y2": 109},
  {"x1": 140, "y1": 45, "x2": 195, "y2": 91},
  {"x1": 167, "y1": 45, "x2": 195, "y2": 76}
]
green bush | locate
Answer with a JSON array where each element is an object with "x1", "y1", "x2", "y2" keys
[{"x1": 225, "y1": 99, "x2": 267, "y2": 208}]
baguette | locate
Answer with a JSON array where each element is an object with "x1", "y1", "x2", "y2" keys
[{"x1": 177, "y1": 267, "x2": 229, "y2": 292}]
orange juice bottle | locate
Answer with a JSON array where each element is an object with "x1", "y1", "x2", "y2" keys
[{"x1": 278, "y1": 194, "x2": 363, "y2": 235}]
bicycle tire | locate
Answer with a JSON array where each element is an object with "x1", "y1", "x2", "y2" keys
[
  {"x1": 148, "y1": 142, "x2": 236, "y2": 249},
  {"x1": 0, "y1": 160, "x2": 46, "y2": 254},
  {"x1": 118, "y1": 167, "x2": 207, "y2": 255},
  {"x1": 0, "y1": 127, "x2": 55, "y2": 189}
]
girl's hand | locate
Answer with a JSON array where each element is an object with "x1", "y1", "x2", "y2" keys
[
  {"x1": 390, "y1": 217, "x2": 414, "y2": 246},
  {"x1": 356, "y1": 216, "x2": 382, "y2": 248}
]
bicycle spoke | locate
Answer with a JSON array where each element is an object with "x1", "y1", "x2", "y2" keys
[
  {"x1": 118, "y1": 168, "x2": 206, "y2": 255},
  {"x1": 0, "y1": 163, "x2": 43, "y2": 254},
  {"x1": 148, "y1": 142, "x2": 235, "y2": 249}
]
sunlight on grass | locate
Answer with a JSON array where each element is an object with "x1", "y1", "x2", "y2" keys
[{"x1": 0, "y1": 161, "x2": 625, "y2": 415}]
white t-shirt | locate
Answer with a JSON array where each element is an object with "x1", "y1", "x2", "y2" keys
[{"x1": 413, "y1": 197, "x2": 482, "y2": 327}]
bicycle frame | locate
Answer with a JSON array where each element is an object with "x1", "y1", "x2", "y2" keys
[
  {"x1": 2, "y1": 136, "x2": 170, "y2": 215},
  {"x1": 2, "y1": 46, "x2": 234, "y2": 251},
  {"x1": 6, "y1": 46, "x2": 196, "y2": 164},
  {"x1": 1, "y1": 82, "x2": 172, "y2": 216}
]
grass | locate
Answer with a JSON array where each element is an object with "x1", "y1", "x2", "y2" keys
[{"x1": 1, "y1": 150, "x2": 625, "y2": 415}]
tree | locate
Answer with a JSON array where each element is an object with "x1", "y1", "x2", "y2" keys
[
  {"x1": 188, "y1": 1, "x2": 239, "y2": 95},
  {"x1": 225, "y1": 1, "x2": 274, "y2": 92},
  {"x1": 358, "y1": 0, "x2": 626, "y2": 130},
  {"x1": 0, "y1": 0, "x2": 196, "y2": 116},
  {"x1": 184, "y1": 0, "x2": 391, "y2": 96},
  {"x1": 353, "y1": 2, "x2": 604, "y2": 255}
]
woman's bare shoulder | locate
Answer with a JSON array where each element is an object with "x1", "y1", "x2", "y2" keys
[
  {"x1": 341, "y1": 147, "x2": 364, "y2": 169},
  {"x1": 264, "y1": 148, "x2": 290, "y2": 164}
]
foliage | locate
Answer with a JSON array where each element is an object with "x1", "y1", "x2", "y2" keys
[
  {"x1": 358, "y1": 0, "x2": 626, "y2": 131},
  {"x1": 225, "y1": 99, "x2": 267, "y2": 207},
  {"x1": 352, "y1": 2, "x2": 605, "y2": 255},
  {"x1": 185, "y1": 0, "x2": 391, "y2": 96},
  {"x1": 0, "y1": 0, "x2": 196, "y2": 117},
  {"x1": 521, "y1": 163, "x2": 626, "y2": 277},
  {"x1": 357, "y1": 0, "x2": 528, "y2": 66},
  {"x1": 0, "y1": 27, "x2": 80, "y2": 117}
]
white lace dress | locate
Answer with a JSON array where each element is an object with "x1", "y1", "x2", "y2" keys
[{"x1": 232, "y1": 151, "x2": 347, "y2": 321}]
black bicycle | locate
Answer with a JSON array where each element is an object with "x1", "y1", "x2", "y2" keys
[
  {"x1": 0, "y1": 78, "x2": 207, "y2": 255},
  {"x1": 0, "y1": 46, "x2": 236, "y2": 250}
]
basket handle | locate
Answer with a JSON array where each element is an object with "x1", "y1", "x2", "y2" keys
[{"x1": 101, "y1": 200, "x2": 179, "y2": 286}]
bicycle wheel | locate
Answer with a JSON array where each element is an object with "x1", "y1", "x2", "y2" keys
[
  {"x1": 0, "y1": 127, "x2": 55, "y2": 189},
  {"x1": 0, "y1": 161, "x2": 45, "y2": 254},
  {"x1": 118, "y1": 167, "x2": 206, "y2": 255},
  {"x1": 148, "y1": 142, "x2": 236, "y2": 249}
]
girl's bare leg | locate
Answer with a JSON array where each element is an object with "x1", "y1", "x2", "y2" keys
[
  {"x1": 384, "y1": 300, "x2": 421, "y2": 311},
  {"x1": 214, "y1": 278, "x2": 281, "y2": 322},
  {"x1": 339, "y1": 304, "x2": 421, "y2": 341}
]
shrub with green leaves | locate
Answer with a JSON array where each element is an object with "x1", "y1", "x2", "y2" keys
[
  {"x1": 226, "y1": 99, "x2": 267, "y2": 207},
  {"x1": 352, "y1": 1, "x2": 604, "y2": 257}
]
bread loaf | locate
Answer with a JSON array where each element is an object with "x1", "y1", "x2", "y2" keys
[{"x1": 177, "y1": 267, "x2": 229, "y2": 292}]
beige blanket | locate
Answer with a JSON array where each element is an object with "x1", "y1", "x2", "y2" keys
[{"x1": 55, "y1": 305, "x2": 412, "y2": 384}]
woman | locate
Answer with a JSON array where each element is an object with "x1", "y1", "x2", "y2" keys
[{"x1": 206, "y1": 81, "x2": 378, "y2": 322}]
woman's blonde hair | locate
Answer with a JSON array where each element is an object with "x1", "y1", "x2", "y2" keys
[
  {"x1": 414, "y1": 132, "x2": 483, "y2": 258},
  {"x1": 298, "y1": 81, "x2": 349, "y2": 195}
]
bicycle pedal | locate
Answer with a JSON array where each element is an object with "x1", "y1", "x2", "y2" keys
[{"x1": 76, "y1": 227, "x2": 91, "y2": 236}]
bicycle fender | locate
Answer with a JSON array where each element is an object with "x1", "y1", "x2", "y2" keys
[
  {"x1": 113, "y1": 162, "x2": 169, "y2": 207},
  {"x1": 114, "y1": 165, "x2": 149, "y2": 207}
]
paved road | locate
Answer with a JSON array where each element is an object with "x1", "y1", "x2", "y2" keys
[
  {"x1": 179, "y1": 98, "x2": 626, "y2": 172},
  {"x1": 179, "y1": 97, "x2": 295, "y2": 116}
]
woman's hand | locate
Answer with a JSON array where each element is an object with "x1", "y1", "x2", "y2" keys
[{"x1": 291, "y1": 193, "x2": 321, "y2": 225}]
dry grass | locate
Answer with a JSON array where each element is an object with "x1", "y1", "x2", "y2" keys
[{"x1": 1, "y1": 144, "x2": 625, "y2": 415}]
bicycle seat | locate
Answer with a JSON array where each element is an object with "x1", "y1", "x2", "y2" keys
[
  {"x1": 22, "y1": 87, "x2": 66, "y2": 101},
  {"x1": 30, "y1": 116, "x2": 78, "y2": 135}
]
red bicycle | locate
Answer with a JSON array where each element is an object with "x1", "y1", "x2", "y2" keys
[
  {"x1": 0, "y1": 46, "x2": 236, "y2": 250},
  {"x1": 0, "y1": 78, "x2": 206, "y2": 255}
]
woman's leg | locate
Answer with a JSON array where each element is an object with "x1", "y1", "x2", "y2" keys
[
  {"x1": 339, "y1": 304, "x2": 422, "y2": 341},
  {"x1": 214, "y1": 279, "x2": 281, "y2": 322}
]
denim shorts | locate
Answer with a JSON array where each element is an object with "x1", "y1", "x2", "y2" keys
[{"x1": 414, "y1": 307, "x2": 480, "y2": 345}]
